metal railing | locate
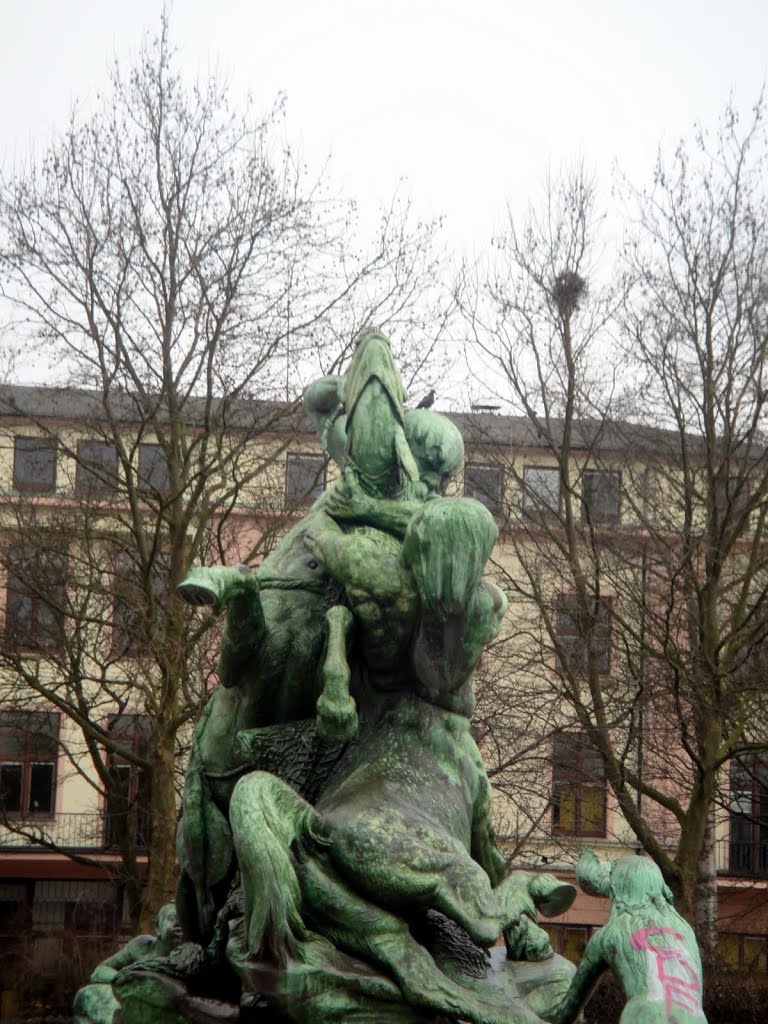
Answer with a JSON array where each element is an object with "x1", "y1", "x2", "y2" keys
[
  {"x1": 717, "y1": 837, "x2": 768, "y2": 878},
  {"x1": 0, "y1": 810, "x2": 150, "y2": 852}
]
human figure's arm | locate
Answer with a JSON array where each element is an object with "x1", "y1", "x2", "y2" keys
[
  {"x1": 89, "y1": 936, "x2": 154, "y2": 981},
  {"x1": 303, "y1": 376, "x2": 347, "y2": 467},
  {"x1": 547, "y1": 934, "x2": 606, "y2": 1024},
  {"x1": 325, "y1": 468, "x2": 427, "y2": 539},
  {"x1": 304, "y1": 513, "x2": 406, "y2": 604}
]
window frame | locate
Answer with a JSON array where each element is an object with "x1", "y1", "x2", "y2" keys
[
  {"x1": 284, "y1": 452, "x2": 326, "y2": 507},
  {"x1": 728, "y1": 757, "x2": 768, "y2": 877},
  {"x1": 4, "y1": 545, "x2": 67, "y2": 653},
  {"x1": 0, "y1": 710, "x2": 60, "y2": 820},
  {"x1": 110, "y1": 552, "x2": 167, "y2": 659},
  {"x1": 13, "y1": 436, "x2": 57, "y2": 495},
  {"x1": 716, "y1": 475, "x2": 752, "y2": 534},
  {"x1": 551, "y1": 730, "x2": 607, "y2": 838},
  {"x1": 554, "y1": 593, "x2": 613, "y2": 677},
  {"x1": 137, "y1": 443, "x2": 171, "y2": 497},
  {"x1": 522, "y1": 465, "x2": 561, "y2": 516},
  {"x1": 581, "y1": 469, "x2": 621, "y2": 526},
  {"x1": 104, "y1": 714, "x2": 152, "y2": 850},
  {"x1": 463, "y1": 462, "x2": 503, "y2": 515},
  {"x1": 76, "y1": 440, "x2": 119, "y2": 498}
]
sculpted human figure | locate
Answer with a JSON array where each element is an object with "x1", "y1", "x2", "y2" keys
[
  {"x1": 107, "y1": 329, "x2": 583, "y2": 1024},
  {"x1": 174, "y1": 330, "x2": 415, "y2": 941},
  {"x1": 549, "y1": 851, "x2": 707, "y2": 1024},
  {"x1": 73, "y1": 903, "x2": 182, "y2": 1024},
  {"x1": 227, "y1": 497, "x2": 577, "y2": 1022}
]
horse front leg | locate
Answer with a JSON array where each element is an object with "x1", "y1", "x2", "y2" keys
[{"x1": 316, "y1": 604, "x2": 358, "y2": 743}]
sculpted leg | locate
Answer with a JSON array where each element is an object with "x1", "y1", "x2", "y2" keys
[
  {"x1": 228, "y1": 771, "x2": 321, "y2": 964},
  {"x1": 316, "y1": 605, "x2": 358, "y2": 742},
  {"x1": 297, "y1": 852, "x2": 536, "y2": 1024},
  {"x1": 328, "y1": 820, "x2": 516, "y2": 947},
  {"x1": 230, "y1": 772, "x2": 532, "y2": 1024}
]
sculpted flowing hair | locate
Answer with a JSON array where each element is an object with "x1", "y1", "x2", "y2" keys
[{"x1": 402, "y1": 498, "x2": 498, "y2": 618}]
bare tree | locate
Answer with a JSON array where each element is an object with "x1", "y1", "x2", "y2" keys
[
  {"x1": 0, "y1": 20, "x2": 448, "y2": 928},
  {"x1": 461, "y1": 115, "x2": 768, "y2": 957}
]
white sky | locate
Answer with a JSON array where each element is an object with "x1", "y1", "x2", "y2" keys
[{"x1": 1, "y1": 0, "x2": 766, "y2": 257}]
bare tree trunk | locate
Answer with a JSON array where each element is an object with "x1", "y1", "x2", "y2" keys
[{"x1": 694, "y1": 807, "x2": 719, "y2": 965}]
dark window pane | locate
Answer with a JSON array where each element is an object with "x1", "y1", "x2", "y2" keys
[
  {"x1": 0, "y1": 898, "x2": 26, "y2": 934},
  {"x1": 111, "y1": 554, "x2": 167, "y2": 658},
  {"x1": 4, "y1": 549, "x2": 66, "y2": 651},
  {"x1": 76, "y1": 441, "x2": 118, "y2": 496},
  {"x1": 552, "y1": 731, "x2": 606, "y2": 837},
  {"x1": 5, "y1": 583, "x2": 33, "y2": 647},
  {"x1": 555, "y1": 595, "x2": 612, "y2": 675},
  {"x1": 34, "y1": 713, "x2": 60, "y2": 757},
  {"x1": 464, "y1": 464, "x2": 502, "y2": 514},
  {"x1": 138, "y1": 444, "x2": 170, "y2": 495},
  {"x1": 108, "y1": 714, "x2": 152, "y2": 757},
  {"x1": 0, "y1": 711, "x2": 59, "y2": 818},
  {"x1": 13, "y1": 437, "x2": 56, "y2": 493},
  {"x1": 64, "y1": 900, "x2": 117, "y2": 933},
  {"x1": 582, "y1": 470, "x2": 621, "y2": 525},
  {"x1": 105, "y1": 719, "x2": 152, "y2": 850},
  {"x1": 0, "y1": 730, "x2": 26, "y2": 758},
  {"x1": 285, "y1": 453, "x2": 325, "y2": 505},
  {"x1": 523, "y1": 466, "x2": 560, "y2": 514},
  {"x1": 36, "y1": 599, "x2": 64, "y2": 649},
  {"x1": 28, "y1": 763, "x2": 55, "y2": 814},
  {"x1": 0, "y1": 763, "x2": 22, "y2": 813},
  {"x1": 716, "y1": 476, "x2": 751, "y2": 533},
  {"x1": 729, "y1": 757, "x2": 768, "y2": 875}
]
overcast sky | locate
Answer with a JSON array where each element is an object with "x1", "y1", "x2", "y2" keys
[{"x1": 1, "y1": 0, "x2": 766, "y2": 257}]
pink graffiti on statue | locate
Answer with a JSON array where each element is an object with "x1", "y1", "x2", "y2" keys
[{"x1": 631, "y1": 926, "x2": 702, "y2": 1015}]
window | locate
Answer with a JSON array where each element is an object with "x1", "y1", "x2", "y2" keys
[
  {"x1": 64, "y1": 899, "x2": 119, "y2": 934},
  {"x1": 5, "y1": 546, "x2": 66, "y2": 651},
  {"x1": 729, "y1": 758, "x2": 768, "y2": 876},
  {"x1": 523, "y1": 466, "x2": 560, "y2": 515},
  {"x1": 111, "y1": 553, "x2": 167, "y2": 658},
  {"x1": 464, "y1": 463, "x2": 502, "y2": 515},
  {"x1": 716, "y1": 476, "x2": 751, "y2": 533},
  {"x1": 105, "y1": 714, "x2": 152, "y2": 850},
  {"x1": 76, "y1": 441, "x2": 118, "y2": 497},
  {"x1": 0, "y1": 882, "x2": 28, "y2": 967},
  {"x1": 285, "y1": 453, "x2": 325, "y2": 506},
  {"x1": 555, "y1": 594, "x2": 612, "y2": 676},
  {"x1": 542, "y1": 924, "x2": 594, "y2": 964},
  {"x1": 719, "y1": 933, "x2": 768, "y2": 971},
  {"x1": 582, "y1": 470, "x2": 621, "y2": 525},
  {"x1": 138, "y1": 444, "x2": 170, "y2": 495},
  {"x1": 0, "y1": 710, "x2": 59, "y2": 818},
  {"x1": 551, "y1": 731, "x2": 606, "y2": 837},
  {"x1": 13, "y1": 437, "x2": 56, "y2": 494}
]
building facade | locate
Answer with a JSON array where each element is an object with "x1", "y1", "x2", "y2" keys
[{"x1": 1, "y1": 386, "x2": 767, "y2": 991}]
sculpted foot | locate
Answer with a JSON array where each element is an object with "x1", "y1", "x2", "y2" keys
[
  {"x1": 316, "y1": 692, "x2": 359, "y2": 743},
  {"x1": 176, "y1": 565, "x2": 251, "y2": 609}
]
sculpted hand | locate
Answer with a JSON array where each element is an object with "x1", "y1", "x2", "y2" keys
[{"x1": 325, "y1": 468, "x2": 375, "y2": 522}]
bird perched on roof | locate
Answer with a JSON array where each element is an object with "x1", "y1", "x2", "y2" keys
[{"x1": 415, "y1": 389, "x2": 435, "y2": 409}]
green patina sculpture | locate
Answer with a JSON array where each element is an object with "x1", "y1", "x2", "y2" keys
[
  {"x1": 73, "y1": 903, "x2": 182, "y2": 1024},
  {"x1": 548, "y1": 851, "x2": 708, "y2": 1024},
  {"x1": 82, "y1": 329, "x2": 707, "y2": 1024}
]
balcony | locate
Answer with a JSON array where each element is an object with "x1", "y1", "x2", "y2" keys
[
  {"x1": 716, "y1": 837, "x2": 768, "y2": 878},
  {"x1": 0, "y1": 809, "x2": 150, "y2": 852}
]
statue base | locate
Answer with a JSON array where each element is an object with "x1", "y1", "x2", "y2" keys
[{"x1": 112, "y1": 945, "x2": 575, "y2": 1024}]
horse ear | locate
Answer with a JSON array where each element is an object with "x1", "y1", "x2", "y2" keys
[{"x1": 576, "y1": 848, "x2": 612, "y2": 898}]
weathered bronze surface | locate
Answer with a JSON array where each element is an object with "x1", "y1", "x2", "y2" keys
[{"x1": 76, "y1": 330, "x2": 705, "y2": 1023}]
